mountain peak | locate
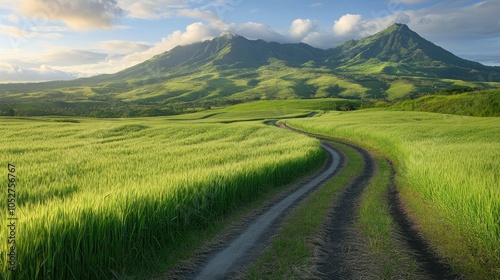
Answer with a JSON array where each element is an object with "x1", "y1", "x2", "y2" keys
[
  {"x1": 219, "y1": 31, "x2": 240, "y2": 39},
  {"x1": 382, "y1": 23, "x2": 413, "y2": 35},
  {"x1": 391, "y1": 23, "x2": 410, "y2": 29},
  {"x1": 329, "y1": 22, "x2": 490, "y2": 76}
]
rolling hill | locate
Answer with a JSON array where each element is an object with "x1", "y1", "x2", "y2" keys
[{"x1": 1, "y1": 23, "x2": 499, "y2": 117}]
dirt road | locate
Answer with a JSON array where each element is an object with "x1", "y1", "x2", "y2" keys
[
  {"x1": 166, "y1": 125, "x2": 457, "y2": 279},
  {"x1": 193, "y1": 143, "x2": 341, "y2": 279}
]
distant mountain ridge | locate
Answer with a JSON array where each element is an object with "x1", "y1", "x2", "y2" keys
[
  {"x1": 113, "y1": 23, "x2": 497, "y2": 82},
  {"x1": 1, "y1": 23, "x2": 499, "y2": 117},
  {"x1": 116, "y1": 32, "x2": 328, "y2": 80}
]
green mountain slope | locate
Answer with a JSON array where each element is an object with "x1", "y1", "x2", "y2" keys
[
  {"x1": 112, "y1": 32, "x2": 327, "y2": 80},
  {"x1": 329, "y1": 23, "x2": 496, "y2": 79},
  {"x1": 1, "y1": 24, "x2": 499, "y2": 117}
]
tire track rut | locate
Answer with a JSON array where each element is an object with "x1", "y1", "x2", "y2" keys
[
  {"x1": 315, "y1": 143, "x2": 375, "y2": 279},
  {"x1": 314, "y1": 142, "x2": 457, "y2": 279},
  {"x1": 386, "y1": 160, "x2": 458, "y2": 279}
]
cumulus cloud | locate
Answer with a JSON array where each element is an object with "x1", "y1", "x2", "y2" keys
[
  {"x1": 333, "y1": 14, "x2": 363, "y2": 36},
  {"x1": 331, "y1": 12, "x2": 411, "y2": 42},
  {"x1": 18, "y1": 0, "x2": 124, "y2": 30},
  {"x1": 160, "y1": 22, "x2": 219, "y2": 48},
  {"x1": 289, "y1": 19, "x2": 318, "y2": 40},
  {"x1": 123, "y1": 22, "x2": 219, "y2": 64}
]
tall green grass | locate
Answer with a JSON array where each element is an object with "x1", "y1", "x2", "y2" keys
[
  {"x1": 390, "y1": 89, "x2": 500, "y2": 117},
  {"x1": 0, "y1": 117, "x2": 325, "y2": 279},
  {"x1": 287, "y1": 110, "x2": 500, "y2": 278}
]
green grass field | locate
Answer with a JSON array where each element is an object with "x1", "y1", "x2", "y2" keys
[
  {"x1": 287, "y1": 110, "x2": 500, "y2": 279},
  {"x1": 390, "y1": 89, "x2": 500, "y2": 116},
  {"x1": 1, "y1": 98, "x2": 498, "y2": 279},
  {"x1": 0, "y1": 117, "x2": 325, "y2": 279}
]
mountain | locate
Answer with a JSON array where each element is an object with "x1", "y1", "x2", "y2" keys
[
  {"x1": 111, "y1": 32, "x2": 327, "y2": 80},
  {"x1": 1, "y1": 24, "x2": 500, "y2": 117},
  {"x1": 327, "y1": 23, "x2": 493, "y2": 79},
  {"x1": 108, "y1": 24, "x2": 499, "y2": 82}
]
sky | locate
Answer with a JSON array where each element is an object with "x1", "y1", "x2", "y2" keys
[{"x1": 0, "y1": 0, "x2": 499, "y2": 83}]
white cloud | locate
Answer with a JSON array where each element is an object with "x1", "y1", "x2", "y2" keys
[
  {"x1": 2, "y1": 0, "x2": 500, "y2": 82},
  {"x1": 232, "y1": 22, "x2": 287, "y2": 42},
  {"x1": 166, "y1": 22, "x2": 220, "y2": 45},
  {"x1": 0, "y1": 62, "x2": 80, "y2": 83},
  {"x1": 289, "y1": 19, "x2": 318, "y2": 40},
  {"x1": 18, "y1": 0, "x2": 124, "y2": 30},
  {"x1": 333, "y1": 14, "x2": 363, "y2": 36},
  {"x1": 122, "y1": 22, "x2": 220, "y2": 65}
]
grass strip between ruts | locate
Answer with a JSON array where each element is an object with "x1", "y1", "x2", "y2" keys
[{"x1": 242, "y1": 141, "x2": 363, "y2": 279}]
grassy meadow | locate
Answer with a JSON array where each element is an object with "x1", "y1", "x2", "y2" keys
[
  {"x1": 160, "y1": 98, "x2": 361, "y2": 123},
  {"x1": 287, "y1": 110, "x2": 500, "y2": 278},
  {"x1": 390, "y1": 89, "x2": 500, "y2": 117},
  {"x1": 1, "y1": 98, "x2": 498, "y2": 279},
  {"x1": 0, "y1": 116, "x2": 325, "y2": 279}
]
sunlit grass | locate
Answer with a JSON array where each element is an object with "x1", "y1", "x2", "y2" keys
[
  {"x1": 0, "y1": 117, "x2": 325, "y2": 279},
  {"x1": 287, "y1": 110, "x2": 500, "y2": 279}
]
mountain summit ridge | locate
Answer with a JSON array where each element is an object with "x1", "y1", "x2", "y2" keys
[{"x1": 114, "y1": 23, "x2": 496, "y2": 82}]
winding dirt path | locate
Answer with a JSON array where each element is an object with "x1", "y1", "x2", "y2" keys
[
  {"x1": 166, "y1": 124, "x2": 457, "y2": 279},
  {"x1": 189, "y1": 143, "x2": 342, "y2": 279}
]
